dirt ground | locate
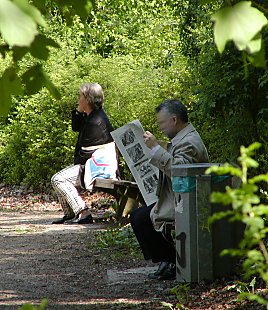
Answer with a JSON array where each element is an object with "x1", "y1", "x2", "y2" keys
[{"x1": 0, "y1": 185, "x2": 267, "y2": 310}]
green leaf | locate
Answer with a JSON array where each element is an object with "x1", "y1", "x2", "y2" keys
[
  {"x1": 247, "y1": 249, "x2": 264, "y2": 261},
  {"x1": 52, "y1": 0, "x2": 94, "y2": 21},
  {"x1": 253, "y1": 205, "x2": 268, "y2": 216},
  {"x1": 245, "y1": 34, "x2": 262, "y2": 54},
  {"x1": 206, "y1": 164, "x2": 242, "y2": 177},
  {"x1": 30, "y1": 34, "x2": 60, "y2": 60},
  {"x1": 160, "y1": 301, "x2": 174, "y2": 309},
  {"x1": 250, "y1": 173, "x2": 268, "y2": 184},
  {"x1": 0, "y1": 44, "x2": 9, "y2": 58},
  {"x1": 0, "y1": 67, "x2": 23, "y2": 116},
  {"x1": 39, "y1": 298, "x2": 48, "y2": 310},
  {"x1": 243, "y1": 217, "x2": 264, "y2": 231},
  {"x1": 71, "y1": 0, "x2": 94, "y2": 20},
  {"x1": 21, "y1": 65, "x2": 61, "y2": 99},
  {"x1": 247, "y1": 142, "x2": 262, "y2": 152},
  {"x1": 12, "y1": 46, "x2": 29, "y2": 62},
  {"x1": 245, "y1": 158, "x2": 259, "y2": 168},
  {"x1": 13, "y1": 0, "x2": 46, "y2": 27},
  {"x1": 247, "y1": 45, "x2": 266, "y2": 68},
  {"x1": 212, "y1": 1, "x2": 268, "y2": 53},
  {"x1": 0, "y1": 0, "x2": 38, "y2": 47},
  {"x1": 239, "y1": 292, "x2": 268, "y2": 306},
  {"x1": 21, "y1": 64, "x2": 45, "y2": 95}
]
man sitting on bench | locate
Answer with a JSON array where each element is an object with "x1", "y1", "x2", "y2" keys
[{"x1": 130, "y1": 99, "x2": 209, "y2": 280}]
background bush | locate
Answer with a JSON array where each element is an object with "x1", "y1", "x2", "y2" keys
[{"x1": 0, "y1": 0, "x2": 267, "y2": 189}]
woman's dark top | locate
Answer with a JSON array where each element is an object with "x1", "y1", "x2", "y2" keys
[{"x1": 72, "y1": 108, "x2": 114, "y2": 165}]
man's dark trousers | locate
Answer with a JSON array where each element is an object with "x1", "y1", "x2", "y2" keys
[{"x1": 130, "y1": 204, "x2": 176, "y2": 263}]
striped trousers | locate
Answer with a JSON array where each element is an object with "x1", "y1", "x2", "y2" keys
[{"x1": 51, "y1": 165, "x2": 87, "y2": 217}]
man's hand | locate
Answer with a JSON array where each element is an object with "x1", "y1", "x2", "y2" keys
[{"x1": 143, "y1": 131, "x2": 159, "y2": 149}]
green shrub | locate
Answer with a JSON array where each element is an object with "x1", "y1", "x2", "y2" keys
[
  {"x1": 191, "y1": 29, "x2": 268, "y2": 175},
  {"x1": 0, "y1": 49, "x2": 189, "y2": 187},
  {"x1": 206, "y1": 143, "x2": 268, "y2": 308}
]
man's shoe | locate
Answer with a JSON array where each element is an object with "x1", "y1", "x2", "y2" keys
[
  {"x1": 158, "y1": 262, "x2": 176, "y2": 280},
  {"x1": 65, "y1": 213, "x2": 93, "y2": 224},
  {"x1": 148, "y1": 262, "x2": 169, "y2": 279},
  {"x1": 51, "y1": 215, "x2": 75, "y2": 224}
]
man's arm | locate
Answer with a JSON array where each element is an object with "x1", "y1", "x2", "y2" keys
[{"x1": 150, "y1": 141, "x2": 199, "y2": 179}]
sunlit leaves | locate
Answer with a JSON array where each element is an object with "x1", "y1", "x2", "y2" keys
[
  {"x1": 0, "y1": 0, "x2": 93, "y2": 116},
  {"x1": 206, "y1": 163, "x2": 242, "y2": 178},
  {"x1": 0, "y1": 0, "x2": 42, "y2": 47},
  {"x1": 212, "y1": 1, "x2": 268, "y2": 67},
  {"x1": 13, "y1": 0, "x2": 46, "y2": 27},
  {"x1": 238, "y1": 143, "x2": 261, "y2": 168},
  {"x1": 212, "y1": 2, "x2": 267, "y2": 53},
  {"x1": 249, "y1": 173, "x2": 268, "y2": 184}
]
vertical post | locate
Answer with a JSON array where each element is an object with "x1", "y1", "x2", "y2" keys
[
  {"x1": 175, "y1": 190, "x2": 198, "y2": 282},
  {"x1": 196, "y1": 175, "x2": 213, "y2": 281}
]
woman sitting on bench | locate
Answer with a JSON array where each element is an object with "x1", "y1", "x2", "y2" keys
[{"x1": 51, "y1": 82, "x2": 117, "y2": 224}]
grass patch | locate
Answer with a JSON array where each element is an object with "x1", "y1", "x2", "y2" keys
[{"x1": 92, "y1": 224, "x2": 141, "y2": 259}]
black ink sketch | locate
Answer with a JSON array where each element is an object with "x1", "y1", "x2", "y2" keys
[
  {"x1": 126, "y1": 143, "x2": 145, "y2": 163},
  {"x1": 143, "y1": 174, "x2": 158, "y2": 194},
  {"x1": 120, "y1": 128, "x2": 136, "y2": 147},
  {"x1": 134, "y1": 159, "x2": 153, "y2": 178}
]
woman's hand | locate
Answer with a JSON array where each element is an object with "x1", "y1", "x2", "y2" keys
[{"x1": 77, "y1": 91, "x2": 88, "y2": 113}]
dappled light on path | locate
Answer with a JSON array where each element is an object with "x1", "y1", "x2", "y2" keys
[{"x1": 0, "y1": 206, "x2": 169, "y2": 310}]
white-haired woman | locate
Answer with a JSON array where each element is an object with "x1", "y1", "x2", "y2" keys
[{"x1": 51, "y1": 83, "x2": 116, "y2": 224}]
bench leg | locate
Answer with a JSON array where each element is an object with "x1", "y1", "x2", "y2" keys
[
  {"x1": 122, "y1": 198, "x2": 139, "y2": 217},
  {"x1": 116, "y1": 195, "x2": 128, "y2": 220}
]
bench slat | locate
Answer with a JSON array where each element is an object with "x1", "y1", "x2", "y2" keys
[{"x1": 93, "y1": 178, "x2": 138, "y2": 189}]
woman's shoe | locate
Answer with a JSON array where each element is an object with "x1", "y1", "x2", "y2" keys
[
  {"x1": 64, "y1": 211, "x2": 93, "y2": 224},
  {"x1": 51, "y1": 215, "x2": 75, "y2": 224}
]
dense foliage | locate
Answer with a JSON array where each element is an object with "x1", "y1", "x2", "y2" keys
[
  {"x1": 0, "y1": 0, "x2": 267, "y2": 189},
  {"x1": 207, "y1": 143, "x2": 268, "y2": 307},
  {"x1": 192, "y1": 29, "x2": 268, "y2": 173}
]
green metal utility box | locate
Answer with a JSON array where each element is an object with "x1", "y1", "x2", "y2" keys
[{"x1": 171, "y1": 163, "x2": 243, "y2": 283}]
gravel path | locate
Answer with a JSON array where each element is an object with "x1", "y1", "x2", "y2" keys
[
  {"x1": 0, "y1": 186, "x2": 266, "y2": 309},
  {"x1": 0, "y1": 201, "x2": 173, "y2": 310}
]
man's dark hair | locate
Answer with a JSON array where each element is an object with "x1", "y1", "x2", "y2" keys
[{"x1": 156, "y1": 99, "x2": 188, "y2": 123}]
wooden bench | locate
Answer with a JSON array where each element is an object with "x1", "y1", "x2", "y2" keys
[{"x1": 92, "y1": 178, "x2": 144, "y2": 220}]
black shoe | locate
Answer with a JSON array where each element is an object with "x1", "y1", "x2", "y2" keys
[
  {"x1": 52, "y1": 215, "x2": 75, "y2": 224},
  {"x1": 158, "y1": 262, "x2": 176, "y2": 280},
  {"x1": 148, "y1": 262, "x2": 176, "y2": 280},
  {"x1": 148, "y1": 262, "x2": 169, "y2": 279},
  {"x1": 65, "y1": 213, "x2": 93, "y2": 224}
]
